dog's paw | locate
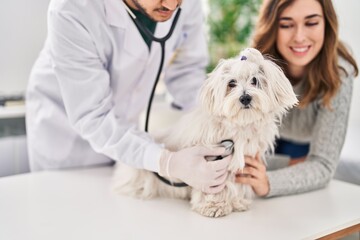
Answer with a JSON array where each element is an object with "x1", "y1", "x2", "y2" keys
[
  {"x1": 232, "y1": 198, "x2": 251, "y2": 212},
  {"x1": 193, "y1": 203, "x2": 233, "y2": 218}
]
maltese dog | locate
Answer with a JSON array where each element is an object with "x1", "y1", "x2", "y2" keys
[{"x1": 113, "y1": 48, "x2": 298, "y2": 217}]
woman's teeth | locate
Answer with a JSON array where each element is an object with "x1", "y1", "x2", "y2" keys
[{"x1": 292, "y1": 47, "x2": 309, "y2": 52}]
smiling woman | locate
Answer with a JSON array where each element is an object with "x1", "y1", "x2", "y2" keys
[
  {"x1": 234, "y1": 0, "x2": 359, "y2": 198},
  {"x1": 253, "y1": 0, "x2": 358, "y2": 108},
  {"x1": 276, "y1": 0, "x2": 325, "y2": 82}
]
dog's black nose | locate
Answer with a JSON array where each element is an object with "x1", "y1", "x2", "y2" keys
[{"x1": 239, "y1": 94, "x2": 252, "y2": 106}]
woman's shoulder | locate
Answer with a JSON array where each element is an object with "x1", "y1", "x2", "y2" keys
[
  {"x1": 338, "y1": 56, "x2": 357, "y2": 79},
  {"x1": 326, "y1": 57, "x2": 355, "y2": 108},
  {"x1": 339, "y1": 58, "x2": 355, "y2": 92}
]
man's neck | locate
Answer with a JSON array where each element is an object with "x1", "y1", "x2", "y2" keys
[{"x1": 123, "y1": 0, "x2": 137, "y2": 11}]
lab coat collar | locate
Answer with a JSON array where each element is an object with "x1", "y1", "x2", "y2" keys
[
  {"x1": 104, "y1": 0, "x2": 129, "y2": 28},
  {"x1": 104, "y1": 0, "x2": 176, "y2": 30},
  {"x1": 104, "y1": 0, "x2": 149, "y2": 60},
  {"x1": 105, "y1": 0, "x2": 175, "y2": 43},
  {"x1": 104, "y1": 0, "x2": 176, "y2": 54}
]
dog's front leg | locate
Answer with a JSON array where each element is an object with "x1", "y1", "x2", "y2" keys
[{"x1": 228, "y1": 141, "x2": 245, "y2": 173}]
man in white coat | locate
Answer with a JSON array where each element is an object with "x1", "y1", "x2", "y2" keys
[{"x1": 26, "y1": 0, "x2": 231, "y2": 194}]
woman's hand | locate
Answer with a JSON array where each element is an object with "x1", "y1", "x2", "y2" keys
[
  {"x1": 235, "y1": 153, "x2": 269, "y2": 197},
  {"x1": 289, "y1": 156, "x2": 307, "y2": 166}
]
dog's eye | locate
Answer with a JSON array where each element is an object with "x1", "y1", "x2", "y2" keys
[
  {"x1": 251, "y1": 77, "x2": 258, "y2": 86},
  {"x1": 228, "y1": 79, "x2": 237, "y2": 88}
]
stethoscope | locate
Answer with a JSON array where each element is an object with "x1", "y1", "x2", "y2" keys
[
  {"x1": 124, "y1": 2, "x2": 187, "y2": 187},
  {"x1": 123, "y1": 3, "x2": 182, "y2": 133}
]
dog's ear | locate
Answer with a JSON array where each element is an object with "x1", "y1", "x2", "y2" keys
[
  {"x1": 262, "y1": 60, "x2": 298, "y2": 111},
  {"x1": 199, "y1": 59, "x2": 228, "y2": 114}
]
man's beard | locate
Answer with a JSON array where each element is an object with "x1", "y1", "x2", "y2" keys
[
  {"x1": 130, "y1": 0, "x2": 157, "y2": 21},
  {"x1": 130, "y1": 0, "x2": 177, "y2": 22}
]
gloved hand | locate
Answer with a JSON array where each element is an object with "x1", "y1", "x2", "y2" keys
[{"x1": 158, "y1": 146, "x2": 231, "y2": 194}]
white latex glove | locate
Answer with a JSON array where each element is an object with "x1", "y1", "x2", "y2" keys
[{"x1": 158, "y1": 146, "x2": 231, "y2": 194}]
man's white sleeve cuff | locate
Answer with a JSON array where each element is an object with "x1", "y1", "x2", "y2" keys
[{"x1": 143, "y1": 144, "x2": 163, "y2": 172}]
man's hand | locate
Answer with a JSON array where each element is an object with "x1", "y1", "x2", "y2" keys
[
  {"x1": 159, "y1": 146, "x2": 231, "y2": 194},
  {"x1": 235, "y1": 153, "x2": 269, "y2": 197}
]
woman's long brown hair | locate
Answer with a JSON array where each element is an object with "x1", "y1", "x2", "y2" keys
[{"x1": 252, "y1": 0, "x2": 358, "y2": 108}]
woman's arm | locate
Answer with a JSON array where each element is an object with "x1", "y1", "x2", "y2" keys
[{"x1": 266, "y1": 70, "x2": 354, "y2": 197}]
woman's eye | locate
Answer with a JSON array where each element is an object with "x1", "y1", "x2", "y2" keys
[
  {"x1": 251, "y1": 77, "x2": 258, "y2": 86},
  {"x1": 306, "y1": 22, "x2": 318, "y2": 27},
  {"x1": 228, "y1": 79, "x2": 237, "y2": 88},
  {"x1": 279, "y1": 24, "x2": 293, "y2": 29}
]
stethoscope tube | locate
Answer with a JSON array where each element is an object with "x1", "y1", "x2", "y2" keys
[
  {"x1": 124, "y1": 3, "x2": 188, "y2": 187},
  {"x1": 124, "y1": 3, "x2": 181, "y2": 43},
  {"x1": 123, "y1": 3, "x2": 182, "y2": 132}
]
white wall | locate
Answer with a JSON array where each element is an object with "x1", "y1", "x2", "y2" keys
[
  {"x1": 333, "y1": 0, "x2": 360, "y2": 125},
  {"x1": 0, "y1": 0, "x2": 49, "y2": 95}
]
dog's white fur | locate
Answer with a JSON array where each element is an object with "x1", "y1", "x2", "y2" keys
[{"x1": 113, "y1": 48, "x2": 298, "y2": 217}]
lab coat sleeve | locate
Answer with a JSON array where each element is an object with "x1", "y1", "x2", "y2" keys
[
  {"x1": 164, "y1": 1, "x2": 209, "y2": 110},
  {"x1": 48, "y1": 10, "x2": 162, "y2": 172}
]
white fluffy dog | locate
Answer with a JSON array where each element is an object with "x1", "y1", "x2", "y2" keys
[{"x1": 113, "y1": 48, "x2": 298, "y2": 217}]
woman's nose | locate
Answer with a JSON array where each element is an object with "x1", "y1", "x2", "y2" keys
[
  {"x1": 162, "y1": 0, "x2": 179, "y2": 10},
  {"x1": 294, "y1": 26, "x2": 306, "y2": 43}
]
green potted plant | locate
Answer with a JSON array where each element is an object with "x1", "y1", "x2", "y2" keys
[{"x1": 207, "y1": 0, "x2": 261, "y2": 71}]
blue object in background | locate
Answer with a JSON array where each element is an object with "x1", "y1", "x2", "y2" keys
[{"x1": 275, "y1": 139, "x2": 310, "y2": 159}]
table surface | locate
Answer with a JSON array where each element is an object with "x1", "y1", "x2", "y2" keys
[{"x1": 1, "y1": 166, "x2": 359, "y2": 240}]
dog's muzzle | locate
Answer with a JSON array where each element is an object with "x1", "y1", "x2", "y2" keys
[{"x1": 239, "y1": 94, "x2": 252, "y2": 108}]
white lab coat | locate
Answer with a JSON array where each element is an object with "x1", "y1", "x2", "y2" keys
[{"x1": 26, "y1": 0, "x2": 208, "y2": 171}]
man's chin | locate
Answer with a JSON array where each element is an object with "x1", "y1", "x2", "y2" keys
[
  {"x1": 156, "y1": 17, "x2": 172, "y2": 22},
  {"x1": 152, "y1": 11, "x2": 174, "y2": 22}
]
